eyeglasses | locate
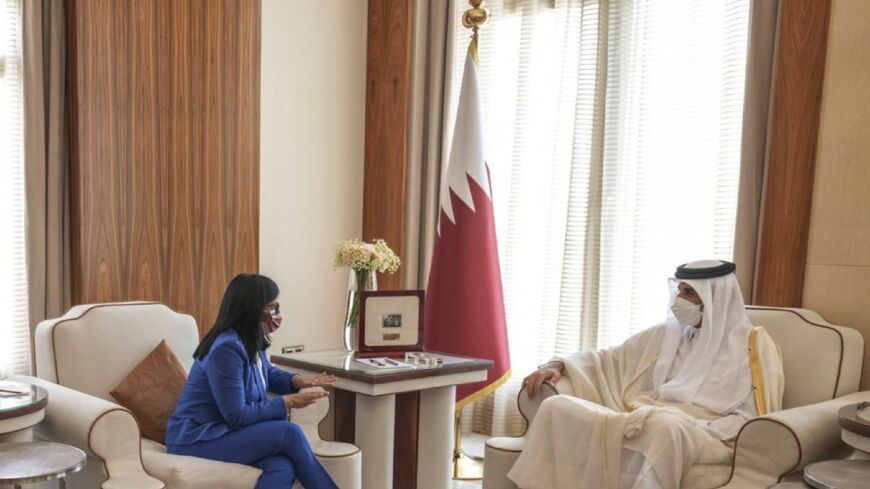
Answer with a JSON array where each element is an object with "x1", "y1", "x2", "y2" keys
[{"x1": 265, "y1": 303, "x2": 280, "y2": 316}]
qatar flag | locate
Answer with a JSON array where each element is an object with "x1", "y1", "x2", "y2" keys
[{"x1": 424, "y1": 39, "x2": 510, "y2": 410}]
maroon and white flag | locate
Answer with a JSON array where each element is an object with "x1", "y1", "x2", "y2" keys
[{"x1": 424, "y1": 40, "x2": 510, "y2": 409}]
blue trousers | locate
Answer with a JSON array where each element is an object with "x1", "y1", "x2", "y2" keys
[{"x1": 169, "y1": 421, "x2": 337, "y2": 489}]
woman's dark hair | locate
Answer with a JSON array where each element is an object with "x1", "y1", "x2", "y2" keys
[{"x1": 193, "y1": 273, "x2": 279, "y2": 363}]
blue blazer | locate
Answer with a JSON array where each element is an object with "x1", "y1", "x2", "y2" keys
[{"x1": 165, "y1": 330, "x2": 298, "y2": 447}]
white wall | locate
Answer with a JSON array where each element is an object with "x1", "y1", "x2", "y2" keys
[{"x1": 260, "y1": 0, "x2": 368, "y2": 353}]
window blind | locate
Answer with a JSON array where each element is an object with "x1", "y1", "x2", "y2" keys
[
  {"x1": 0, "y1": 0, "x2": 31, "y2": 377},
  {"x1": 449, "y1": 0, "x2": 749, "y2": 436}
]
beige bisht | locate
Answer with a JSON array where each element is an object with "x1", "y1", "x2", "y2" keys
[{"x1": 508, "y1": 265, "x2": 784, "y2": 489}]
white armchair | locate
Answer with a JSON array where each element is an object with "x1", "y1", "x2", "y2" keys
[
  {"x1": 12, "y1": 301, "x2": 361, "y2": 489},
  {"x1": 482, "y1": 306, "x2": 869, "y2": 489}
]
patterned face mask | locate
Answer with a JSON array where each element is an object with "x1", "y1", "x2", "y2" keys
[{"x1": 262, "y1": 315, "x2": 282, "y2": 335}]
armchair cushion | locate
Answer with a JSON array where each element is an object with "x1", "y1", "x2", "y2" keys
[
  {"x1": 111, "y1": 340, "x2": 188, "y2": 443},
  {"x1": 681, "y1": 464, "x2": 731, "y2": 489},
  {"x1": 141, "y1": 438, "x2": 261, "y2": 489}
]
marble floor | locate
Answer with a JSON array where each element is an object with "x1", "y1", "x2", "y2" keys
[{"x1": 450, "y1": 433, "x2": 486, "y2": 488}]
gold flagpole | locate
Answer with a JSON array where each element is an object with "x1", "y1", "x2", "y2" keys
[
  {"x1": 463, "y1": 0, "x2": 490, "y2": 43},
  {"x1": 453, "y1": 0, "x2": 491, "y2": 482}
]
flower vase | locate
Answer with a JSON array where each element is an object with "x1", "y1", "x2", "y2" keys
[{"x1": 343, "y1": 269, "x2": 377, "y2": 351}]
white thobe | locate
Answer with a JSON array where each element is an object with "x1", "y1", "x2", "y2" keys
[
  {"x1": 665, "y1": 325, "x2": 756, "y2": 441},
  {"x1": 507, "y1": 324, "x2": 784, "y2": 489}
]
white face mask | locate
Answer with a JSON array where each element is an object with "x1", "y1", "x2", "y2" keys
[{"x1": 671, "y1": 297, "x2": 702, "y2": 327}]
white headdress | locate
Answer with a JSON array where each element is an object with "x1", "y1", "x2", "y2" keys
[{"x1": 651, "y1": 260, "x2": 753, "y2": 414}]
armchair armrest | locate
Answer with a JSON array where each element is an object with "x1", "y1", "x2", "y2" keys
[
  {"x1": 517, "y1": 376, "x2": 575, "y2": 432},
  {"x1": 722, "y1": 390, "x2": 870, "y2": 488},
  {"x1": 289, "y1": 387, "x2": 329, "y2": 443},
  {"x1": 10, "y1": 375, "x2": 164, "y2": 489}
]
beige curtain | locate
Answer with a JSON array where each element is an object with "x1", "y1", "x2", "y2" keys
[
  {"x1": 405, "y1": 0, "x2": 456, "y2": 290},
  {"x1": 22, "y1": 0, "x2": 71, "y2": 339},
  {"x1": 405, "y1": 0, "x2": 489, "y2": 436},
  {"x1": 733, "y1": 0, "x2": 781, "y2": 302}
]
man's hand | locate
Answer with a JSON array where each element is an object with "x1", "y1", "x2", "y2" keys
[
  {"x1": 282, "y1": 389, "x2": 328, "y2": 409},
  {"x1": 521, "y1": 361, "x2": 564, "y2": 400},
  {"x1": 292, "y1": 372, "x2": 337, "y2": 389}
]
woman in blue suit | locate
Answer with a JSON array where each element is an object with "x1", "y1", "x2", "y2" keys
[{"x1": 166, "y1": 274, "x2": 338, "y2": 489}]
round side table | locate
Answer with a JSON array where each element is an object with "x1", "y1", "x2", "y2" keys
[
  {"x1": 803, "y1": 459, "x2": 870, "y2": 489},
  {"x1": 838, "y1": 403, "x2": 870, "y2": 454},
  {"x1": 0, "y1": 442, "x2": 86, "y2": 488},
  {"x1": 0, "y1": 383, "x2": 48, "y2": 442}
]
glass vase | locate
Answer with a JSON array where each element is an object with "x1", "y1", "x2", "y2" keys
[{"x1": 343, "y1": 269, "x2": 377, "y2": 351}]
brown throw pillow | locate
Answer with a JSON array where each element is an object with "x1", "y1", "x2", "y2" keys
[{"x1": 110, "y1": 340, "x2": 187, "y2": 444}]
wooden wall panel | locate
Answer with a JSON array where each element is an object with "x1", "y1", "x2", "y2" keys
[
  {"x1": 753, "y1": 0, "x2": 831, "y2": 306},
  {"x1": 333, "y1": 388, "x2": 357, "y2": 444},
  {"x1": 67, "y1": 0, "x2": 260, "y2": 334},
  {"x1": 362, "y1": 0, "x2": 414, "y2": 290},
  {"x1": 393, "y1": 391, "x2": 420, "y2": 489},
  {"x1": 363, "y1": 2, "x2": 419, "y2": 485}
]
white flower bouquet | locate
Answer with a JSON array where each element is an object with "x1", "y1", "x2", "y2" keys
[
  {"x1": 334, "y1": 239, "x2": 400, "y2": 338},
  {"x1": 334, "y1": 238, "x2": 400, "y2": 275}
]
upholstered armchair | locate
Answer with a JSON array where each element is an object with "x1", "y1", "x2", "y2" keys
[
  {"x1": 482, "y1": 306, "x2": 870, "y2": 489},
  {"x1": 11, "y1": 301, "x2": 361, "y2": 489}
]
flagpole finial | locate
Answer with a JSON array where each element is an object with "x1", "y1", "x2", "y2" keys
[{"x1": 462, "y1": 0, "x2": 490, "y2": 41}]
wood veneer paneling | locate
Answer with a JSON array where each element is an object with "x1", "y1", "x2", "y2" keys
[
  {"x1": 66, "y1": 0, "x2": 260, "y2": 334},
  {"x1": 333, "y1": 388, "x2": 357, "y2": 444},
  {"x1": 362, "y1": 0, "x2": 414, "y2": 291},
  {"x1": 361, "y1": 3, "x2": 418, "y2": 483},
  {"x1": 394, "y1": 391, "x2": 420, "y2": 489},
  {"x1": 754, "y1": 0, "x2": 831, "y2": 307}
]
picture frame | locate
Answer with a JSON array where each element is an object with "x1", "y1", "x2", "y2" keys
[{"x1": 357, "y1": 290, "x2": 425, "y2": 358}]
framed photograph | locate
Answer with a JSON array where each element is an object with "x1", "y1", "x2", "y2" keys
[{"x1": 357, "y1": 290, "x2": 424, "y2": 357}]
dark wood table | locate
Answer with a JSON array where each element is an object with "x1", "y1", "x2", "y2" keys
[{"x1": 272, "y1": 350, "x2": 492, "y2": 489}]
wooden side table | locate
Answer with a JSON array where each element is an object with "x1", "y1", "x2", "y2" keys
[
  {"x1": 0, "y1": 442, "x2": 86, "y2": 488},
  {"x1": 0, "y1": 383, "x2": 48, "y2": 442}
]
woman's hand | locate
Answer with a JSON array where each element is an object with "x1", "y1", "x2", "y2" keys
[
  {"x1": 282, "y1": 390, "x2": 328, "y2": 409},
  {"x1": 522, "y1": 361, "x2": 564, "y2": 400},
  {"x1": 292, "y1": 372, "x2": 337, "y2": 389}
]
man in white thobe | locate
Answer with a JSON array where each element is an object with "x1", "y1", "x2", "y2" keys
[{"x1": 508, "y1": 260, "x2": 784, "y2": 489}]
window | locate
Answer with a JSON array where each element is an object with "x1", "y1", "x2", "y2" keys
[
  {"x1": 0, "y1": 0, "x2": 30, "y2": 377},
  {"x1": 450, "y1": 0, "x2": 749, "y2": 434}
]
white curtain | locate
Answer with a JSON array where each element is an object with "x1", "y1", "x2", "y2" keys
[
  {"x1": 448, "y1": 0, "x2": 750, "y2": 437},
  {"x1": 0, "y1": 0, "x2": 31, "y2": 377}
]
